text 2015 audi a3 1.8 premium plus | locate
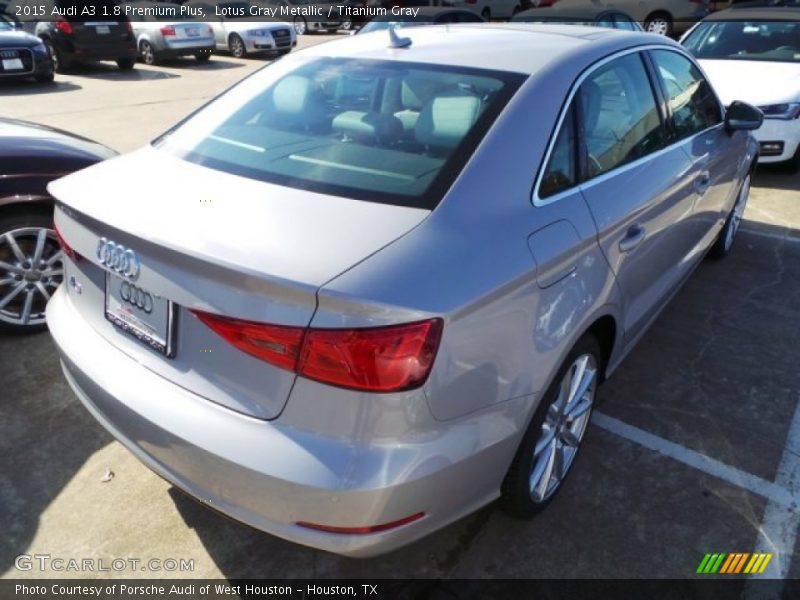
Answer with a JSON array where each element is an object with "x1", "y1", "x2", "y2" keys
[{"x1": 47, "y1": 24, "x2": 761, "y2": 557}]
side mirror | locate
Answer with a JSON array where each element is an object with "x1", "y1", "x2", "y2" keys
[{"x1": 725, "y1": 101, "x2": 763, "y2": 133}]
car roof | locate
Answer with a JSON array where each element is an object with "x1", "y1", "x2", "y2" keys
[
  {"x1": 298, "y1": 23, "x2": 677, "y2": 74},
  {"x1": 705, "y1": 6, "x2": 800, "y2": 19},
  {"x1": 514, "y1": 5, "x2": 626, "y2": 19}
]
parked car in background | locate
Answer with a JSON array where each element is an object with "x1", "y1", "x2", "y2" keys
[
  {"x1": 512, "y1": 4, "x2": 643, "y2": 30},
  {"x1": 184, "y1": 0, "x2": 297, "y2": 56},
  {"x1": 357, "y1": 6, "x2": 484, "y2": 32},
  {"x1": 599, "y1": 0, "x2": 709, "y2": 35},
  {"x1": 48, "y1": 25, "x2": 760, "y2": 556},
  {"x1": 260, "y1": 0, "x2": 342, "y2": 34},
  {"x1": 33, "y1": 0, "x2": 138, "y2": 71},
  {"x1": 681, "y1": 7, "x2": 800, "y2": 169},
  {"x1": 0, "y1": 119, "x2": 115, "y2": 332},
  {"x1": 126, "y1": 1, "x2": 215, "y2": 64},
  {"x1": 0, "y1": 15, "x2": 54, "y2": 82},
  {"x1": 446, "y1": 0, "x2": 522, "y2": 19},
  {"x1": 332, "y1": 0, "x2": 370, "y2": 31}
]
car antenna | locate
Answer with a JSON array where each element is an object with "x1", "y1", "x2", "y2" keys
[{"x1": 388, "y1": 25, "x2": 412, "y2": 49}]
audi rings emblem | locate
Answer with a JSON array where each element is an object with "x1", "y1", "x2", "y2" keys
[
  {"x1": 96, "y1": 237, "x2": 141, "y2": 280},
  {"x1": 120, "y1": 282, "x2": 154, "y2": 314}
]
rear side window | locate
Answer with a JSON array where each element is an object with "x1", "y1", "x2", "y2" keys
[
  {"x1": 539, "y1": 110, "x2": 576, "y2": 199},
  {"x1": 579, "y1": 53, "x2": 665, "y2": 178},
  {"x1": 650, "y1": 50, "x2": 722, "y2": 140},
  {"x1": 158, "y1": 58, "x2": 524, "y2": 209}
]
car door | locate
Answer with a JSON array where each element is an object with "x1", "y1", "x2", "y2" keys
[
  {"x1": 576, "y1": 51, "x2": 699, "y2": 345},
  {"x1": 648, "y1": 49, "x2": 741, "y2": 254}
]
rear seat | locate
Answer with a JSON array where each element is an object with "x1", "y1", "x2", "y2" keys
[{"x1": 394, "y1": 77, "x2": 448, "y2": 135}]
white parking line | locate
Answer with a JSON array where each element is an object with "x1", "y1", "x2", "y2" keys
[
  {"x1": 591, "y1": 412, "x2": 794, "y2": 507},
  {"x1": 746, "y1": 399, "x2": 800, "y2": 582},
  {"x1": 592, "y1": 410, "x2": 800, "y2": 583}
]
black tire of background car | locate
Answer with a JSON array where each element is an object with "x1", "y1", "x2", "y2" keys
[
  {"x1": 195, "y1": 50, "x2": 212, "y2": 62},
  {"x1": 294, "y1": 16, "x2": 307, "y2": 35},
  {"x1": 500, "y1": 334, "x2": 602, "y2": 518},
  {"x1": 34, "y1": 70, "x2": 54, "y2": 83},
  {"x1": 116, "y1": 57, "x2": 135, "y2": 70},
  {"x1": 44, "y1": 39, "x2": 70, "y2": 73},
  {"x1": 481, "y1": 7, "x2": 491, "y2": 20}
]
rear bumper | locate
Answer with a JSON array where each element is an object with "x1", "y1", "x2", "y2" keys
[
  {"x1": 755, "y1": 118, "x2": 800, "y2": 164},
  {"x1": 46, "y1": 286, "x2": 511, "y2": 557},
  {"x1": 159, "y1": 40, "x2": 216, "y2": 57},
  {"x1": 52, "y1": 36, "x2": 137, "y2": 61}
]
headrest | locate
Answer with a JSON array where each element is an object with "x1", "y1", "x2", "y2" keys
[
  {"x1": 415, "y1": 93, "x2": 482, "y2": 151},
  {"x1": 332, "y1": 111, "x2": 403, "y2": 144},
  {"x1": 272, "y1": 75, "x2": 318, "y2": 116},
  {"x1": 401, "y1": 77, "x2": 443, "y2": 111}
]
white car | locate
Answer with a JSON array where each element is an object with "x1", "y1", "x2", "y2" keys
[
  {"x1": 185, "y1": 0, "x2": 297, "y2": 58},
  {"x1": 446, "y1": 0, "x2": 522, "y2": 20},
  {"x1": 682, "y1": 8, "x2": 800, "y2": 170}
]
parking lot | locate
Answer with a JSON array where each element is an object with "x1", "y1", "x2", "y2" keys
[{"x1": 1, "y1": 31, "x2": 800, "y2": 583}]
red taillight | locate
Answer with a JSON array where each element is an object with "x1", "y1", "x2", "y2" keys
[
  {"x1": 54, "y1": 18, "x2": 73, "y2": 35},
  {"x1": 53, "y1": 224, "x2": 81, "y2": 262},
  {"x1": 124, "y1": 21, "x2": 133, "y2": 34},
  {"x1": 299, "y1": 320, "x2": 443, "y2": 392},
  {"x1": 191, "y1": 311, "x2": 443, "y2": 393},
  {"x1": 160, "y1": 26, "x2": 176, "y2": 36},
  {"x1": 296, "y1": 512, "x2": 425, "y2": 534},
  {"x1": 191, "y1": 311, "x2": 304, "y2": 371}
]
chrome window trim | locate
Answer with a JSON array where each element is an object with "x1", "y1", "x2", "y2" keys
[{"x1": 532, "y1": 44, "x2": 725, "y2": 207}]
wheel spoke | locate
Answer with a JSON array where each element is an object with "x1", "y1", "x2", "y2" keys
[
  {"x1": 566, "y1": 396, "x2": 593, "y2": 422},
  {"x1": 552, "y1": 442, "x2": 565, "y2": 480},
  {"x1": 531, "y1": 440, "x2": 556, "y2": 501},
  {"x1": 4, "y1": 232, "x2": 28, "y2": 263},
  {"x1": 534, "y1": 424, "x2": 556, "y2": 456},
  {"x1": 565, "y1": 367, "x2": 595, "y2": 417},
  {"x1": 20, "y1": 289, "x2": 34, "y2": 324},
  {"x1": 0, "y1": 277, "x2": 16, "y2": 286},
  {"x1": 45, "y1": 250, "x2": 63, "y2": 267},
  {"x1": 560, "y1": 429, "x2": 581, "y2": 448},
  {"x1": 0, "y1": 261, "x2": 24, "y2": 275},
  {"x1": 42, "y1": 267, "x2": 63, "y2": 278},
  {"x1": 31, "y1": 229, "x2": 47, "y2": 265},
  {"x1": 35, "y1": 282, "x2": 51, "y2": 301},
  {"x1": 567, "y1": 355, "x2": 589, "y2": 406},
  {"x1": 0, "y1": 282, "x2": 26, "y2": 310}
]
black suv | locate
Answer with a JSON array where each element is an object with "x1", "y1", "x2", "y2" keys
[{"x1": 33, "y1": 0, "x2": 137, "y2": 72}]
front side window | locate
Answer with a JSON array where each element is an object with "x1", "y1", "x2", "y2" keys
[
  {"x1": 651, "y1": 50, "x2": 722, "y2": 140},
  {"x1": 682, "y1": 21, "x2": 800, "y2": 64},
  {"x1": 157, "y1": 57, "x2": 524, "y2": 209},
  {"x1": 578, "y1": 53, "x2": 665, "y2": 178}
]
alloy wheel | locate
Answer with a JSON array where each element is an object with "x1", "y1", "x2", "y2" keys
[
  {"x1": 229, "y1": 35, "x2": 245, "y2": 58},
  {"x1": 0, "y1": 227, "x2": 63, "y2": 327},
  {"x1": 340, "y1": 18, "x2": 353, "y2": 31},
  {"x1": 140, "y1": 41, "x2": 155, "y2": 65},
  {"x1": 294, "y1": 17, "x2": 307, "y2": 35},
  {"x1": 646, "y1": 18, "x2": 669, "y2": 36},
  {"x1": 529, "y1": 353, "x2": 597, "y2": 503}
]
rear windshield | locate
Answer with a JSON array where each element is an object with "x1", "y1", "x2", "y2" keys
[
  {"x1": 156, "y1": 57, "x2": 524, "y2": 209},
  {"x1": 683, "y1": 21, "x2": 800, "y2": 63}
]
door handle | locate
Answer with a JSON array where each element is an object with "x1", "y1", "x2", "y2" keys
[
  {"x1": 694, "y1": 171, "x2": 711, "y2": 195},
  {"x1": 619, "y1": 224, "x2": 646, "y2": 253}
]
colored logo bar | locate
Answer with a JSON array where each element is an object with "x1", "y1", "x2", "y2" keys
[{"x1": 697, "y1": 553, "x2": 773, "y2": 574}]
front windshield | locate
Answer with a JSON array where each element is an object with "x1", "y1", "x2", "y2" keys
[
  {"x1": 683, "y1": 21, "x2": 800, "y2": 63},
  {"x1": 156, "y1": 57, "x2": 524, "y2": 209}
]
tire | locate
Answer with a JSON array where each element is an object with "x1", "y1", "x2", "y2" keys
[
  {"x1": 116, "y1": 57, "x2": 135, "y2": 70},
  {"x1": 501, "y1": 334, "x2": 602, "y2": 518},
  {"x1": 44, "y1": 39, "x2": 70, "y2": 73},
  {"x1": 708, "y1": 172, "x2": 751, "y2": 260},
  {"x1": 139, "y1": 40, "x2": 157, "y2": 65},
  {"x1": 294, "y1": 16, "x2": 307, "y2": 35},
  {"x1": 195, "y1": 50, "x2": 212, "y2": 62},
  {"x1": 0, "y1": 212, "x2": 63, "y2": 334},
  {"x1": 644, "y1": 12, "x2": 673, "y2": 36},
  {"x1": 228, "y1": 33, "x2": 246, "y2": 58},
  {"x1": 34, "y1": 70, "x2": 55, "y2": 83},
  {"x1": 481, "y1": 7, "x2": 491, "y2": 20},
  {"x1": 340, "y1": 17, "x2": 353, "y2": 31}
]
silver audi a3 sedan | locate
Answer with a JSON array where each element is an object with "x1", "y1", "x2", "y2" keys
[{"x1": 47, "y1": 24, "x2": 761, "y2": 557}]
